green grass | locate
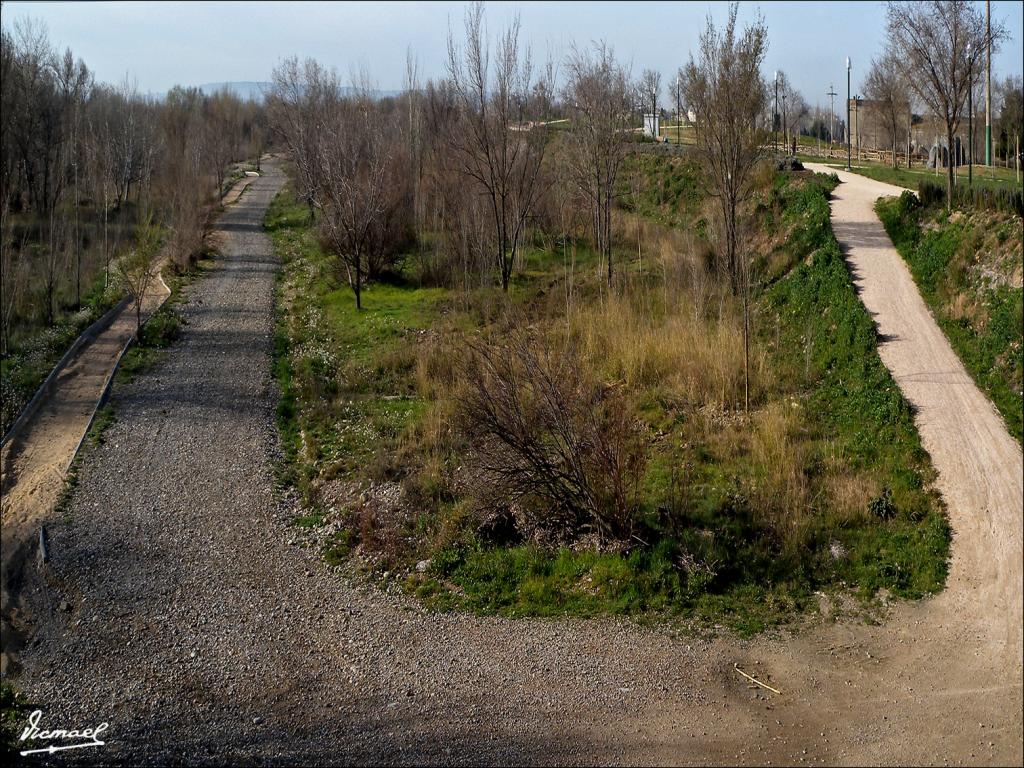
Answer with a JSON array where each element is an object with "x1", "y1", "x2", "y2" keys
[
  {"x1": 266, "y1": 188, "x2": 448, "y2": 495},
  {"x1": 620, "y1": 152, "x2": 706, "y2": 228},
  {"x1": 0, "y1": 681, "x2": 31, "y2": 758},
  {"x1": 812, "y1": 158, "x2": 1023, "y2": 194},
  {"x1": 876, "y1": 195, "x2": 1023, "y2": 442},
  {"x1": 759, "y1": 179, "x2": 948, "y2": 597},
  {"x1": 1, "y1": 277, "x2": 122, "y2": 436},
  {"x1": 270, "y1": 164, "x2": 949, "y2": 636}
]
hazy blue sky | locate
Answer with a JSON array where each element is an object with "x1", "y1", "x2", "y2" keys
[{"x1": 4, "y1": 1, "x2": 1023, "y2": 104}]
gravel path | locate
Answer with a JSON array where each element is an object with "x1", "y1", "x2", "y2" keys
[
  {"x1": 12, "y1": 162, "x2": 1022, "y2": 766},
  {"x1": 1, "y1": 259, "x2": 169, "y2": 675}
]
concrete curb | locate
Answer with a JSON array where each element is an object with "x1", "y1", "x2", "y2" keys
[
  {"x1": 1, "y1": 295, "x2": 131, "y2": 449},
  {"x1": 64, "y1": 270, "x2": 173, "y2": 473}
]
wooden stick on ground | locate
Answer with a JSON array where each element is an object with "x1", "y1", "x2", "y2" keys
[{"x1": 734, "y1": 663, "x2": 781, "y2": 695}]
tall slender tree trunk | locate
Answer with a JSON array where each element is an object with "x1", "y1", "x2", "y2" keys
[
  {"x1": 355, "y1": 254, "x2": 362, "y2": 310},
  {"x1": 743, "y1": 283, "x2": 750, "y2": 414},
  {"x1": 946, "y1": 123, "x2": 956, "y2": 210},
  {"x1": 605, "y1": 197, "x2": 613, "y2": 285},
  {"x1": 103, "y1": 188, "x2": 109, "y2": 289}
]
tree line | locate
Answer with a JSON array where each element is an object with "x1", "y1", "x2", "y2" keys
[
  {"x1": 0, "y1": 19, "x2": 265, "y2": 354},
  {"x1": 862, "y1": 0, "x2": 1017, "y2": 194}
]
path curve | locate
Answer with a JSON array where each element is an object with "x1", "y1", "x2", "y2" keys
[{"x1": 7, "y1": 161, "x2": 1022, "y2": 765}]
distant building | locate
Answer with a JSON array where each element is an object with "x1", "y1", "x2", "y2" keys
[
  {"x1": 847, "y1": 97, "x2": 981, "y2": 166},
  {"x1": 847, "y1": 98, "x2": 902, "y2": 154},
  {"x1": 643, "y1": 113, "x2": 660, "y2": 138}
]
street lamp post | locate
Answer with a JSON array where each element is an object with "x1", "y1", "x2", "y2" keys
[
  {"x1": 846, "y1": 58, "x2": 852, "y2": 171},
  {"x1": 827, "y1": 84, "x2": 837, "y2": 152}
]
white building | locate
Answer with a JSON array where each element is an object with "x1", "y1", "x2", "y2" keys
[{"x1": 643, "y1": 113, "x2": 660, "y2": 138}]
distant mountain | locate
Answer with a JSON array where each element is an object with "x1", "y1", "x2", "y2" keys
[
  {"x1": 194, "y1": 81, "x2": 404, "y2": 102},
  {"x1": 197, "y1": 81, "x2": 272, "y2": 101}
]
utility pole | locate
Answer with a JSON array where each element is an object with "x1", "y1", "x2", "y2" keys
[
  {"x1": 985, "y1": 0, "x2": 992, "y2": 166},
  {"x1": 827, "y1": 84, "x2": 837, "y2": 153},
  {"x1": 774, "y1": 71, "x2": 779, "y2": 153},
  {"x1": 782, "y1": 88, "x2": 788, "y2": 151},
  {"x1": 846, "y1": 58, "x2": 852, "y2": 171},
  {"x1": 676, "y1": 73, "x2": 681, "y2": 146},
  {"x1": 968, "y1": 41, "x2": 974, "y2": 186}
]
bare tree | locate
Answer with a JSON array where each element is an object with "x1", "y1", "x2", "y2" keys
[
  {"x1": 885, "y1": 0, "x2": 1006, "y2": 208},
  {"x1": 995, "y1": 74, "x2": 1022, "y2": 168},
  {"x1": 54, "y1": 46, "x2": 91, "y2": 307},
  {"x1": 160, "y1": 86, "x2": 211, "y2": 269},
  {"x1": 316, "y1": 76, "x2": 392, "y2": 310},
  {"x1": 780, "y1": 75, "x2": 809, "y2": 155},
  {"x1": 118, "y1": 215, "x2": 161, "y2": 338},
  {"x1": 269, "y1": 57, "x2": 331, "y2": 221},
  {"x1": 445, "y1": 1, "x2": 549, "y2": 291},
  {"x1": 204, "y1": 88, "x2": 241, "y2": 197},
  {"x1": 864, "y1": 52, "x2": 910, "y2": 168},
  {"x1": 640, "y1": 67, "x2": 662, "y2": 126},
  {"x1": 84, "y1": 99, "x2": 115, "y2": 287},
  {"x1": 564, "y1": 42, "x2": 632, "y2": 285},
  {"x1": 681, "y1": 2, "x2": 768, "y2": 412}
]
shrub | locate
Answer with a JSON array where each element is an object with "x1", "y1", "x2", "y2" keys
[
  {"x1": 455, "y1": 330, "x2": 647, "y2": 543},
  {"x1": 917, "y1": 179, "x2": 945, "y2": 208},
  {"x1": 898, "y1": 189, "x2": 921, "y2": 216}
]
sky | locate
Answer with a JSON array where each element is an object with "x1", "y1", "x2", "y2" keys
[{"x1": 4, "y1": 0, "x2": 1023, "y2": 105}]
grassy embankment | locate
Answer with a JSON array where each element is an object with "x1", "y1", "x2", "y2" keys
[
  {"x1": 268, "y1": 153, "x2": 948, "y2": 635},
  {"x1": 0, "y1": 278, "x2": 122, "y2": 436},
  {"x1": 876, "y1": 193, "x2": 1023, "y2": 442}
]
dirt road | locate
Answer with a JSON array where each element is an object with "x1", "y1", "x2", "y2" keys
[{"x1": 8, "y1": 162, "x2": 1022, "y2": 765}]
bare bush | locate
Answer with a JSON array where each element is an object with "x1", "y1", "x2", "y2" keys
[
  {"x1": 117, "y1": 215, "x2": 161, "y2": 338},
  {"x1": 456, "y1": 329, "x2": 646, "y2": 543}
]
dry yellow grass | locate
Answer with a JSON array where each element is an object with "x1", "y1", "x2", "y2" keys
[
  {"x1": 570, "y1": 225, "x2": 774, "y2": 410},
  {"x1": 749, "y1": 401, "x2": 810, "y2": 547}
]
